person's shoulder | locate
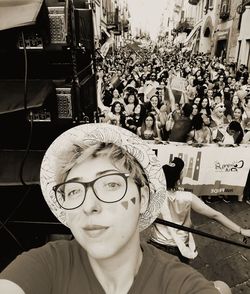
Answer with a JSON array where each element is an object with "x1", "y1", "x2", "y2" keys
[
  {"x1": 175, "y1": 190, "x2": 193, "y2": 200},
  {"x1": 25, "y1": 238, "x2": 81, "y2": 261},
  {"x1": 141, "y1": 243, "x2": 218, "y2": 293},
  {"x1": 142, "y1": 242, "x2": 180, "y2": 267}
]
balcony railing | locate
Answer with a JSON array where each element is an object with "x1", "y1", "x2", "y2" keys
[{"x1": 220, "y1": 1, "x2": 230, "y2": 20}]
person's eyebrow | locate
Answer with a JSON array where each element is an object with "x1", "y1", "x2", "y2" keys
[{"x1": 67, "y1": 169, "x2": 120, "y2": 182}]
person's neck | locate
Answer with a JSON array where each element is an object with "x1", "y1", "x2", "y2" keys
[{"x1": 88, "y1": 234, "x2": 143, "y2": 294}]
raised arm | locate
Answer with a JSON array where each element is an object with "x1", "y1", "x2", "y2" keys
[{"x1": 191, "y1": 195, "x2": 250, "y2": 237}]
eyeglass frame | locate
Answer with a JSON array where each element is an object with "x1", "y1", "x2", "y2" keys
[{"x1": 53, "y1": 173, "x2": 130, "y2": 210}]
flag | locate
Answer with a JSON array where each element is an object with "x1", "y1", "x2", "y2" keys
[{"x1": 100, "y1": 32, "x2": 114, "y2": 57}]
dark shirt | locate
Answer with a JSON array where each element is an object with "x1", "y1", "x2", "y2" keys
[{"x1": 169, "y1": 117, "x2": 192, "y2": 142}]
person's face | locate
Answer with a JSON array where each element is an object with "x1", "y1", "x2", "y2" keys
[
  {"x1": 128, "y1": 94, "x2": 135, "y2": 104},
  {"x1": 214, "y1": 96, "x2": 221, "y2": 104},
  {"x1": 150, "y1": 96, "x2": 158, "y2": 107},
  {"x1": 151, "y1": 74, "x2": 156, "y2": 81},
  {"x1": 207, "y1": 90, "x2": 213, "y2": 97},
  {"x1": 192, "y1": 105, "x2": 198, "y2": 116},
  {"x1": 232, "y1": 95, "x2": 239, "y2": 104},
  {"x1": 145, "y1": 116, "x2": 154, "y2": 127},
  {"x1": 65, "y1": 156, "x2": 148, "y2": 260},
  {"x1": 113, "y1": 89, "x2": 119, "y2": 98},
  {"x1": 114, "y1": 104, "x2": 121, "y2": 113},
  {"x1": 216, "y1": 106, "x2": 225, "y2": 118},
  {"x1": 201, "y1": 98, "x2": 208, "y2": 108},
  {"x1": 194, "y1": 97, "x2": 201, "y2": 104},
  {"x1": 233, "y1": 108, "x2": 242, "y2": 119}
]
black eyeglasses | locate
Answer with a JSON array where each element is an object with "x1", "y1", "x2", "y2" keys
[{"x1": 53, "y1": 173, "x2": 129, "y2": 210}]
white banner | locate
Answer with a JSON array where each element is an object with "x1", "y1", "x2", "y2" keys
[
  {"x1": 171, "y1": 77, "x2": 187, "y2": 92},
  {"x1": 148, "y1": 143, "x2": 250, "y2": 197}
]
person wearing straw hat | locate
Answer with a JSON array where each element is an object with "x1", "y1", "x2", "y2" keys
[
  {"x1": 150, "y1": 157, "x2": 250, "y2": 264},
  {"x1": 0, "y1": 124, "x2": 220, "y2": 294}
]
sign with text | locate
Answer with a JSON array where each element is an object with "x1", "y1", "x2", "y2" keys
[
  {"x1": 171, "y1": 77, "x2": 187, "y2": 92},
  {"x1": 149, "y1": 143, "x2": 250, "y2": 198}
]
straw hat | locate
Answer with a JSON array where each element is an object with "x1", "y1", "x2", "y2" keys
[{"x1": 40, "y1": 123, "x2": 167, "y2": 231}]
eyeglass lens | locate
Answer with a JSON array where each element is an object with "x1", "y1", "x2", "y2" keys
[{"x1": 55, "y1": 174, "x2": 127, "y2": 209}]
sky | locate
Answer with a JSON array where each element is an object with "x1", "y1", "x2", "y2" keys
[{"x1": 126, "y1": 0, "x2": 167, "y2": 40}]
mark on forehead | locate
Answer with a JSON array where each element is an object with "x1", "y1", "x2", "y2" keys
[
  {"x1": 130, "y1": 197, "x2": 136, "y2": 205},
  {"x1": 121, "y1": 201, "x2": 128, "y2": 210}
]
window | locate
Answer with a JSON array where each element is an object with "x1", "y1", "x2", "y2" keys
[{"x1": 220, "y1": 0, "x2": 230, "y2": 20}]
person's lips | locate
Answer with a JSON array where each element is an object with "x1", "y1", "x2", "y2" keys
[{"x1": 83, "y1": 225, "x2": 109, "y2": 238}]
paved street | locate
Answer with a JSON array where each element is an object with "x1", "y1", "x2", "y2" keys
[
  {"x1": 190, "y1": 199, "x2": 250, "y2": 294},
  {"x1": 142, "y1": 199, "x2": 250, "y2": 293}
]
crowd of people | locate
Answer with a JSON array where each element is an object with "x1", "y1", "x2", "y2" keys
[{"x1": 96, "y1": 42, "x2": 250, "y2": 146}]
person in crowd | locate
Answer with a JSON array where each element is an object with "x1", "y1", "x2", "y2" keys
[
  {"x1": 241, "y1": 77, "x2": 250, "y2": 94},
  {"x1": 149, "y1": 157, "x2": 250, "y2": 263},
  {"x1": 231, "y1": 107, "x2": 243, "y2": 125},
  {"x1": 185, "y1": 76, "x2": 197, "y2": 102},
  {"x1": 190, "y1": 103, "x2": 199, "y2": 120},
  {"x1": 242, "y1": 95, "x2": 250, "y2": 120},
  {"x1": 123, "y1": 91, "x2": 139, "y2": 116},
  {"x1": 197, "y1": 97, "x2": 212, "y2": 117},
  {"x1": 224, "y1": 95, "x2": 241, "y2": 121},
  {"x1": 168, "y1": 103, "x2": 193, "y2": 142},
  {"x1": 104, "y1": 101, "x2": 126, "y2": 128},
  {"x1": 145, "y1": 95, "x2": 163, "y2": 117},
  {"x1": 1, "y1": 124, "x2": 225, "y2": 294},
  {"x1": 187, "y1": 113, "x2": 212, "y2": 145},
  {"x1": 220, "y1": 121, "x2": 244, "y2": 146},
  {"x1": 210, "y1": 103, "x2": 228, "y2": 129},
  {"x1": 137, "y1": 112, "x2": 161, "y2": 141},
  {"x1": 111, "y1": 89, "x2": 124, "y2": 105},
  {"x1": 125, "y1": 103, "x2": 146, "y2": 134}
]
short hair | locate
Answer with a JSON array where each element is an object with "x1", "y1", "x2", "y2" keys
[{"x1": 60, "y1": 142, "x2": 149, "y2": 191}]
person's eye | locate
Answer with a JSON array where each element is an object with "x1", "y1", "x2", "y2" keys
[
  {"x1": 67, "y1": 189, "x2": 81, "y2": 199},
  {"x1": 105, "y1": 182, "x2": 121, "y2": 190}
]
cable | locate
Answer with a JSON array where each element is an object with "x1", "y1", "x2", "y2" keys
[
  {"x1": 0, "y1": 186, "x2": 33, "y2": 231},
  {"x1": 19, "y1": 112, "x2": 34, "y2": 186},
  {"x1": 0, "y1": 185, "x2": 33, "y2": 250},
  {"x1": 0, "y1": 220, "x2": 25, "y2": 250},
  {"x1": 21, "y1": 32, "x2": 28, "y2": 113},
  {"x1": 19, "y1": 32, "x2": 34, "y2": 186},
  {"x1": 155, "y1": 218, "x2": 250, "y2": 249}
]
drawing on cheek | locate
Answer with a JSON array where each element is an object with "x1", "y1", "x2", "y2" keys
[
  {"x1": 121, "y1": 201, "x2": 128, "y2": 210},
  {"x1": 130, "y1": 197, "x2": 136, "y2": 205}
]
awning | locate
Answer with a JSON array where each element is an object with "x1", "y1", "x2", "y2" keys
[
  {"x1": 0, "y1": 0, "x2": 43, "y2": 31},
  {"x1": 183, "y1": 19, "x2": 203, "y2": 45}
]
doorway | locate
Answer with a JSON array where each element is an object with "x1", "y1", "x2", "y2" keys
[{"x1": 215, "y1": 39, "x2": 227, "y2": 59}]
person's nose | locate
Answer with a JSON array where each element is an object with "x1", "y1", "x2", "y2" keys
[{"x1": 81, "y1": 186, "x2": 102, "y2": 215}]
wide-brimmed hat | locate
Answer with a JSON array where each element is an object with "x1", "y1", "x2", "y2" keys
[{"x1": 40, "y1": 123, "x2": 167, "y2": 231}]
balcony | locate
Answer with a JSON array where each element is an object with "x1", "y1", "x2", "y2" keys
[
  {"x1": 220, "y1": 1, "x2": 230, "y2": 20},
  {"x1": 219, "y1": 11, "x2": 230, "y2": 20},
  {"x1": 189, "y1": 0, "x2": 200, "y2": 5}
]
